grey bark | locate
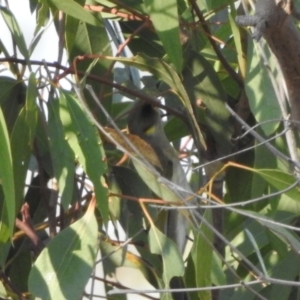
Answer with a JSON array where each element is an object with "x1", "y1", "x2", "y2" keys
[{"x1": 236, "y1": 0, "x2": 300, "y2": 129}]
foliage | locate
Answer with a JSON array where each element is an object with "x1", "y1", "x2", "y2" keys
[{"x1": 0, "y1": 0, "x2": 300, "y2": 299}]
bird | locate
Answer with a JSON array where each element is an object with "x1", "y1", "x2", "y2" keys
[{"x1": 127, "y1": 100, "x2": 196, "y2": 300}]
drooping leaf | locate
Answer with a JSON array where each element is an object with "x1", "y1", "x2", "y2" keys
[
  {"x1": 28, "y1": 199, "x2": 98, "y2": 300},
  {"x1": 211, "y1": 252, "x2": 226, "y2": 286},
  {"x1": 59, "y1": 91, "x2": 108, "y2": 222},
  {"x1": 192, "y1": 209, "x2": 213, "y2": 300},
  {"x1": 0, "y1": 77, "x2": 26, "y2": 132},
  {"x1": 253, "y1": 169, "x2": 299, "y2": 203},
  {"x1": 144, "y1": 0, "x2": 182, "y2": 72},
  {"x1": 11, "y1": 73, "x2": 38, "y2": 212},
  {"x1": 268, "y1": 251, "x2": 300, "y2": 300},
  {"x1": 182, "y1": 50, "x2": 233, "y2": 157},
  {"x1": 65, "y1": 17, "x2": 113, "y2": 123},
  {"x1": 8, "y1": 250, "x2": 32, "y2": 292},
  {"x1": 251, "y1": 141, "x2": 277, "y2": 210},
  {"x1": 112, "y1": 166, "x2": 158, "y2": 238},
  {"x1": 0, "y1": 7, "x2": 29, "y2": 60},
  {"x1": 48, "y1": 99, "x2": 75, "y2": 209},
  {"x1": 245, "y1": 40, "x2": 281, "y2": 136},
  {"x1": 35, "y1": 0, "x2": 50, "y2": 33},
  {"x1": 0, "y1": 189, "x2": 11, "y2": 267},
  {"x1": 0, "y1": 107, "x2": 15, "y2": 236},
  {"x1": 256, "y1": 213, "x2": 300, "y2": 253},
  {"x1": 148, "y1": 225, "x2": 185, "y2": 290},
  {"x1": 229, "y1": 12, "x2": 247, "y2": 78}
]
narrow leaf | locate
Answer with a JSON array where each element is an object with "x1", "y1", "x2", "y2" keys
[
  {"x1": 254, "y1": 169, "x2": 299, "y2": 202},
  {"x1": 182, "y1": 51, "x2": 233, "y2": 156},
  {"x1": 257, "y1": 214, "x2": 300, "y2": 253},
  {"x1": 144, "y1": 0, "x2": 182, "y2": 72},
  {"x1": 0, "y1": 7, "x2": 29, "y2": 60},
  {"x1": 59, "y1": 91, "x2": 108, "y2": 222},
  {"x1": 245, "y1": 40, "x2": 281, "y2": 135},
  {"x1": 48, "y1": 99, "x2": 75, "y2": 209},
  {"x1": 245, "y1": 229, "x2": 268, "y2": 276},
  {"x1": 11, "y1": 73, "x2": 38, "y2": 211},
  {"x1": 192, "y1": 210, "x2": 213, "y2": 300},
  {"x1": 0, "y1": 107, "x2": 15, "y2": 236},
  {"x1": 48, "y1": 0, "x2": 101, "y2": 26}
]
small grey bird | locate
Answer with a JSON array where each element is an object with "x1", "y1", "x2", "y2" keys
[{"x1": 127, "y1": 100, "x2": 196, "y2": 300}]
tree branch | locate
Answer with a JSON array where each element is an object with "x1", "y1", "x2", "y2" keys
[{"x1": 236, "y1": 0, "x2": 300, "y2": 130}]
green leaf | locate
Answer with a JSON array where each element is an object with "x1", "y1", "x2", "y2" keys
[
  {"x1": 65, "y1": 15, "x2": 80, "y2": 55},
  {"x1": 59, "y1": 91, "x2": 108, "y2": 222},
  {"x1": 245, "y1": 229, "x2": 268, "y2": 276},
  {"x1": 0, "y1": 107, "x2": 15, "y2": 236},
  {"x1": 254, "y1": 169, "x2": 299, "y2": 203},
  {"x1": 0, "y1": 189, "x2": 11, "y2": 267},
  {"x1": 47, "y1": 0, "x2": 101, "y2": 26},
  {"x1": 0, "y1": 7, "x2": 29, "y2": 60},
  {"x1": 8, "y1": 250, "x2": 32, "y2": 292},
  {"x1": 148, "y1": 225, "x2": 185, "y2": 289},
  {"x1": 182, "y1": 50, "x2": 233, "y2": 157},
  {"x1": 251, "y1": 140, "x2": 276, "y2": 203},
  {"x1": 0, "y1": 77, "x2": 26, "y2": 132},
  {"x1": 11, "y1": 73, "x2": 38, "y2": 211},
  {"x1": 35, "y1": 0, "x2": 50, "y2": 33},
  {"x1": 229, "y1": 12, "x2": 246, "y2": 78},
  {"x1": 113, "y1": 166, "x2": 158, "y2": 237},
  {"x1": 65, "y1": 18, "x2": 113, "y2": 123},
  {"x1": 269, "y1": 251, "x2": 300, "y2": 300},
  {"x1": 28, "y1": 200, "x2": 98, "y2": 300},
  {"x1": 245, "y1": 40, "x2": 281, "y2": 136},
  {"x1": 192, "y1": 209, "x2": 213, "y2": 300},
  {"x1": 211, "y1": 252, "x2": 226, "y2": 286},
  {"x1": 256, "y1": 213, "x2": 300, "y2": 253},
  {"x1": 144, "y1": 0, "x2": 182, "y2": 72},
  {"x1": 48, "y1": 99, "x2": 75, "y2": 209}
]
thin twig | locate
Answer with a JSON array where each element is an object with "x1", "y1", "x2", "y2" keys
[{"x1": 189, "y1": 0, "x2": 243, "y2": 87}]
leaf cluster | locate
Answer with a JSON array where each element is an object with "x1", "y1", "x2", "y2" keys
[{"x1": 0, "y1": 0, "x2": 300, "y2": 300}]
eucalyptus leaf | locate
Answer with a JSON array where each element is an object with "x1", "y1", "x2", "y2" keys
[
  {"x1": 144, "y1": 0, "x2": 182, "y2": 72},
  {"x1": 254, "y1": 169, "x2": 299, "y2": 203},
  {"x1": 0, "y1": 7, "x2": 29, "y2": 60},
  {"x1": 48, "y1": 99, "x2": 75, "y2": 209},
  {"x1": 28, "y1": 199, "x2": 98, "y2": 300},
  {"x1": 0, "y1": 107, "x2": 15, "y2": 236},
  {"x1": 48, "y1": 0, "x2": 101, "y2": 26},
  {"x1": 192, "y1": 210, "x2": 213, "y2": 300},
  {"x1": 59, "y1": 91, "x2": 108, "y2": 222},
  {"x1": 245, "y1": 40, "x2": 281, "y2": 136},
  {"x1": 11, "y1": 73, "x2": 38, "y2": 212},
  {"x1": 148, "y1": 225, "x2": 185, "y2": 289}
]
